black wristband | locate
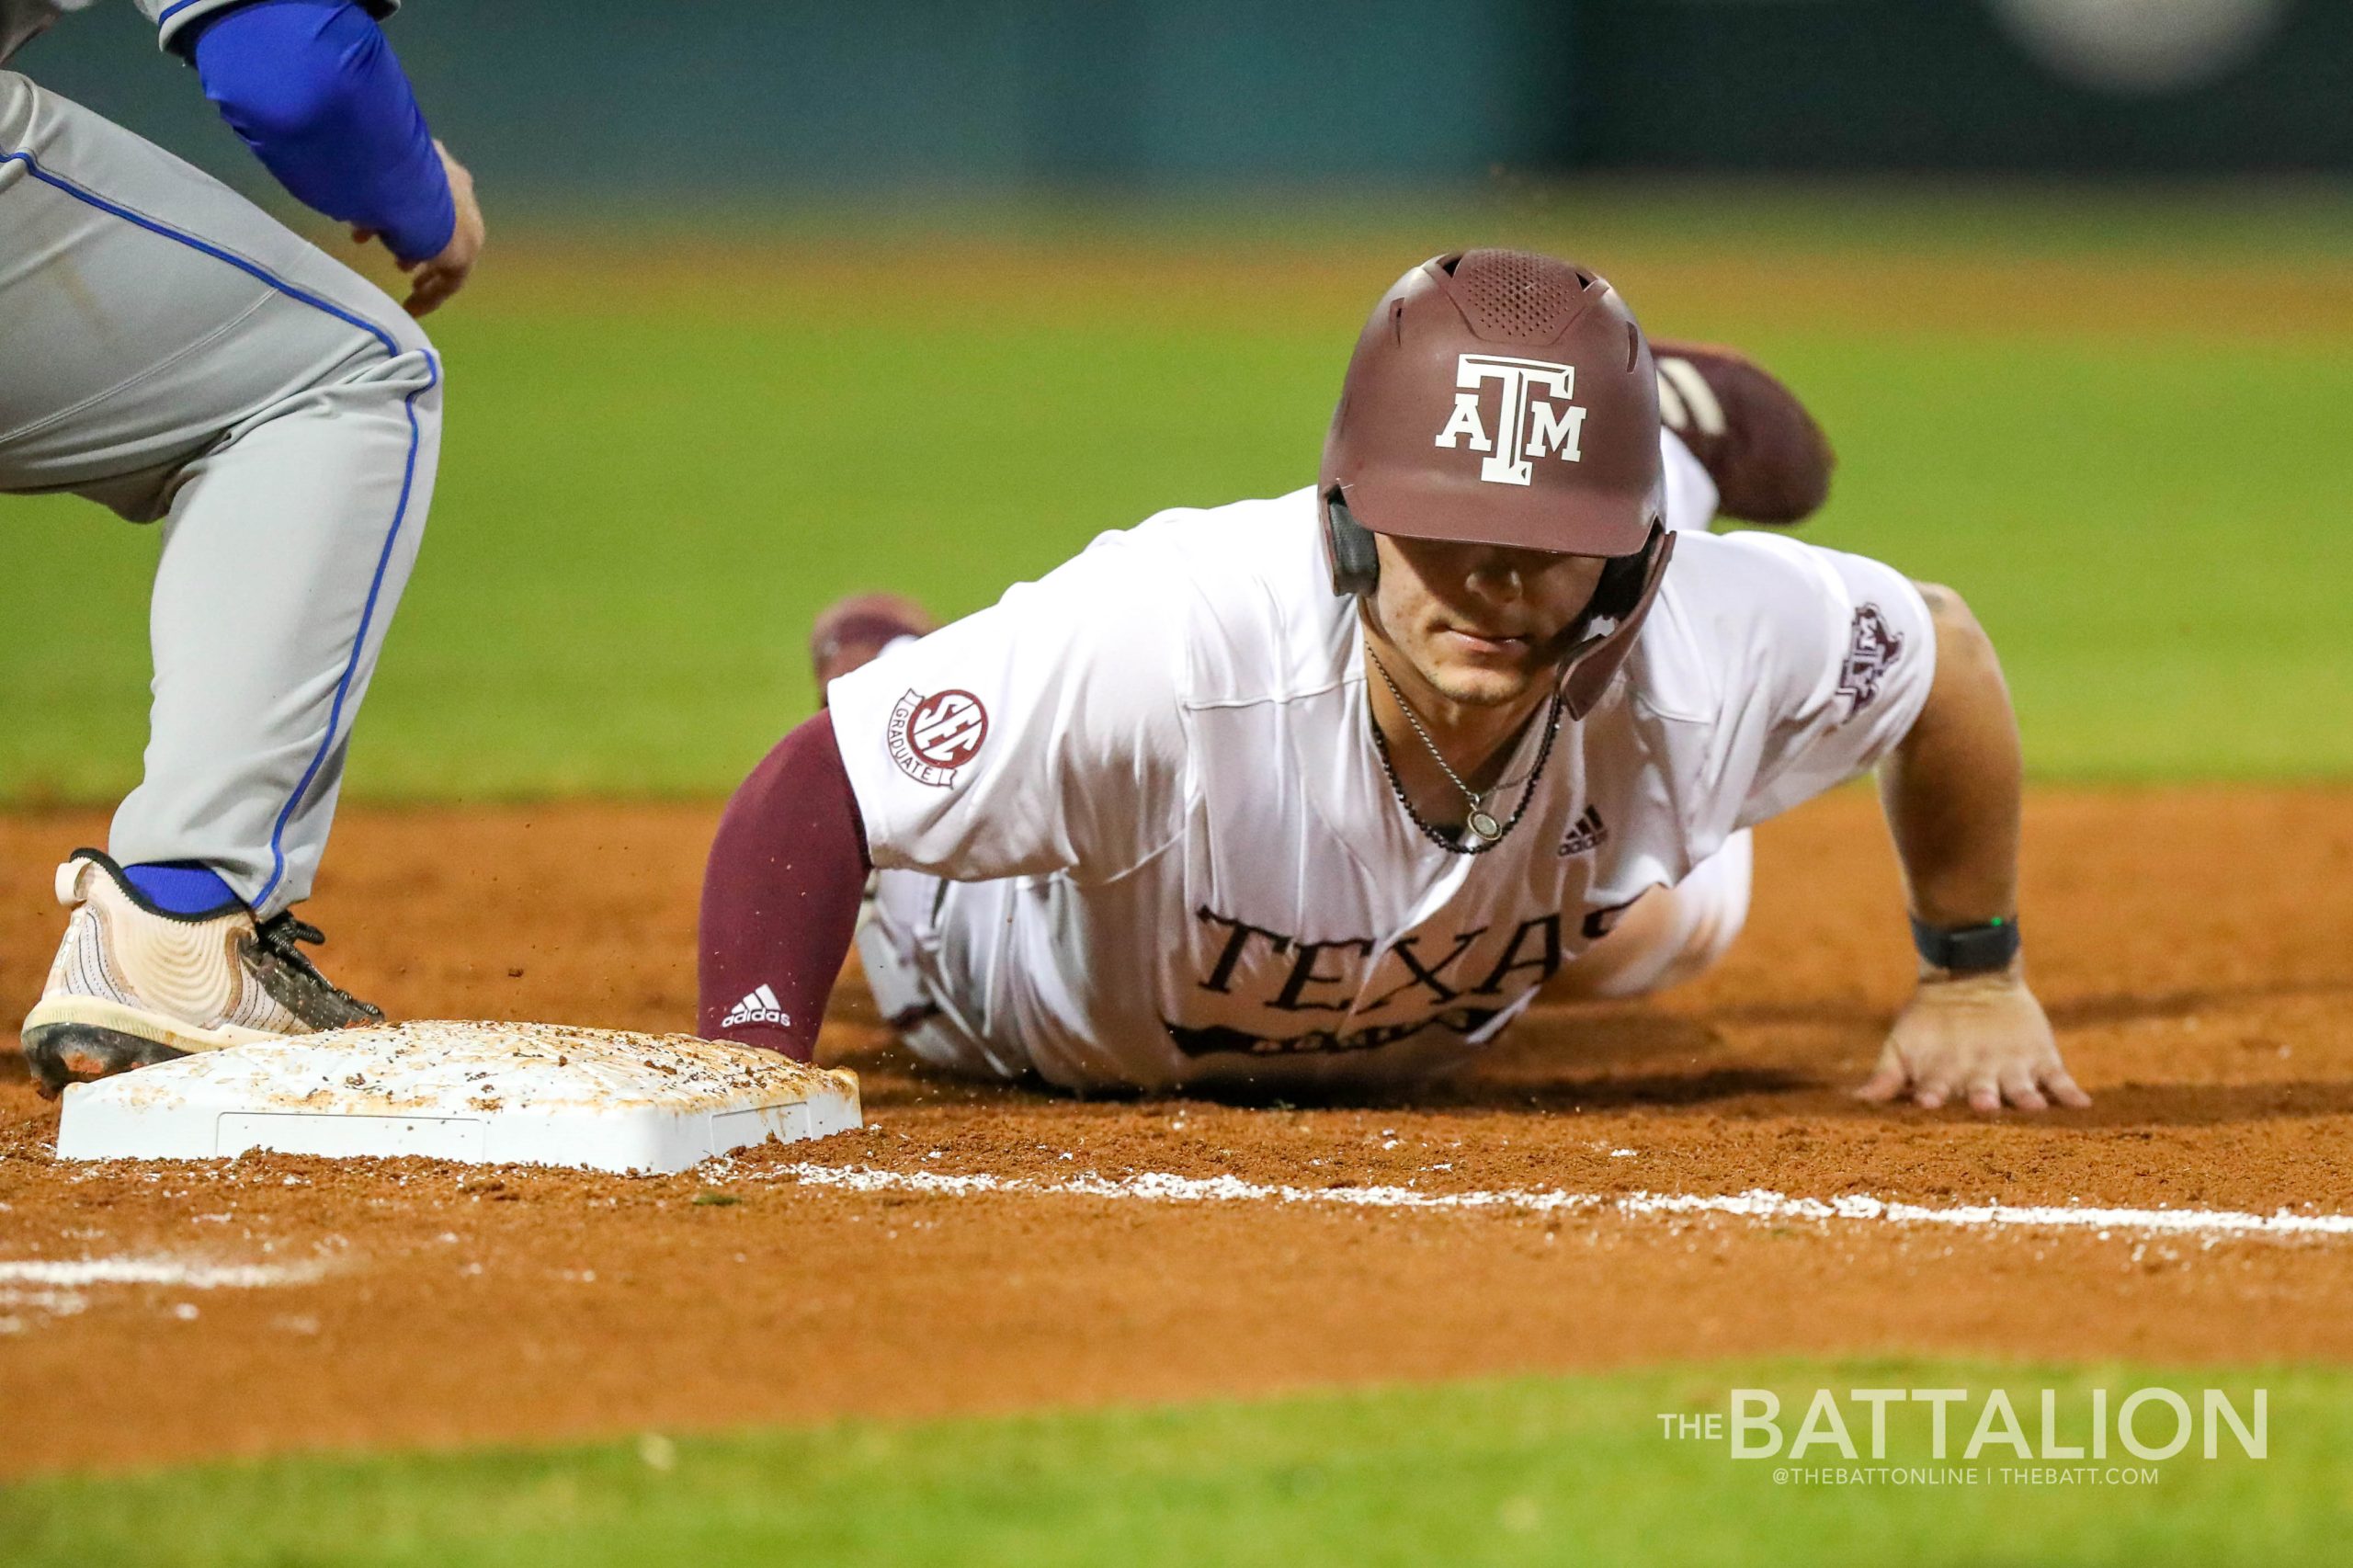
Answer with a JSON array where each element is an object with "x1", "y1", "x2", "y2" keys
[{"x1": 1910, "y1": 915, "x2": 2020, "y2": 975}]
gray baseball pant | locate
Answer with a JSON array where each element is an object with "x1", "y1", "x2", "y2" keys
[{"x1": 0, "y1": 70, "x2": 440, "y2": 916}]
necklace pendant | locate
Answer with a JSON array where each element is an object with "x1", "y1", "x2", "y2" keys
[{"x1": 1467, "y1": 809, "x2": 1504, "y2": 844}]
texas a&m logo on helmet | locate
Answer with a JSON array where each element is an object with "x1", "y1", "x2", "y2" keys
[
  {"x1": 1431, "y1": 354, "x2": 1589, "y2": 486},
  {"x1": 888, "y1": 688, "x2": 989, "y2": 787}
]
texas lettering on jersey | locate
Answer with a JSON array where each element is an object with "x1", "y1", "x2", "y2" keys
[{"x1": 1168, "y1": 905, "x2": 1564, "y2": 1058}]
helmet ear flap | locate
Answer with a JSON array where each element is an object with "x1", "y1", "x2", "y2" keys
[
  {"x1": 1324, "y1": 491, "x2": 1381, "y2": 597},
  {"x1": 1560, "y1": 524, "x2": 1675, "y2": 721},
  {"x1": 1585, "y1": 541, "x2": 1654, "y2": 623}
]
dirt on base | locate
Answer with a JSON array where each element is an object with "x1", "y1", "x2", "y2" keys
[{"x1": 2, "y1": 787, "x2": 2349, "y2": 1476}]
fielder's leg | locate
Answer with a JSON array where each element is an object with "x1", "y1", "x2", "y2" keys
[
  {"x1": 3, "y1": 73, "x2": 437, "y2": 1086},
  {"x1": 111, "y1": 348, "x2": 440, "y2": 914},
  {"x1": 1552, "y1": 830, "x2": 1755, "y2": 1001}
]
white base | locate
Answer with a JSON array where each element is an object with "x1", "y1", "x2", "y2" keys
[{"x1": 54, "y1": 1021, "x2": 861, "y2": 1176}]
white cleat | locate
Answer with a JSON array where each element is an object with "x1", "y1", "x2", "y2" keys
[{"x1": 17, "y1": 849, "x2": 382, "y2": 1094}]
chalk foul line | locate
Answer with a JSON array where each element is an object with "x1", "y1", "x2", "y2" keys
[
  {"x1": 0, "y1": 1257, "x2": 324, "y2": 1289},
  {"x1": 756, "y1": 1163, "x2": 2353, "y2": 1240},
  {"x1": 0, "y1": 1255, "x2": 327, "y2": 1331}
]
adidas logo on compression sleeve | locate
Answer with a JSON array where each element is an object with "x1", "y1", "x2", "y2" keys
[{"x1": 722, "y1": 984, "x2": 790, "y2": 1029}]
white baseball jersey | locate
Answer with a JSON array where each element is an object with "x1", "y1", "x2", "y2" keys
[
  {"x1": 0, "y1": 0, "x2": 398, "y2": 65},
  {"x1": 829, "y1": 442, "x2": 1935, "y2": 1094}
]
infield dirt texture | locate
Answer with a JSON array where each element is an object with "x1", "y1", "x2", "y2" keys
[{"x1": 2, "y1": 194, "x2": 2350, "y2": 1563}]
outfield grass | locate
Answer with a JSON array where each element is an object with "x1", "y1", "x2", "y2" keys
[
  {"x1": 1, "y1": 1359, "x2": 2338, "y2": 1567},
  {"x1": 3, "y1": 191, "x2": 2348, "y2": 803}
]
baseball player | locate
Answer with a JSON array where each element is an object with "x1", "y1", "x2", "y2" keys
[
  {"x1": 701, "y1": 249, "x2": 2088, "y2": 1114},
  {"x1": 6, "y1": 0, "x2": 483, "y2": 1089}
]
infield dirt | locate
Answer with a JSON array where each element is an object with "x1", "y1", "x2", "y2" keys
[{"x1": 3, "y1": 786, "x2": 2349, "y2": 1476}]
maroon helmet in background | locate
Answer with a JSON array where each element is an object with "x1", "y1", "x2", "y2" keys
[{"x1": 1318, "y1": 248, "x2": 1677, "y2": 720}]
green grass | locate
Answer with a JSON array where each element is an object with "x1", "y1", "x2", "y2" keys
[
  {"x1": 1, "y1": 1360, "x2": 2339, "y2": 1566},
  {"x1": 514, "y1": 179, "x2": 2353, "y2": 266},
  {"x1": 1774, "y1": 332, "x2": 2353, "y2": 780},
  {"x1": 3, "y1": 191, "x2": 2348, "y2": 801}
]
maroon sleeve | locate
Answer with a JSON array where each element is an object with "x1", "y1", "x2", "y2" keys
[{"x1": 698, "y1": 710, "x2": 871, "y2": 1061}]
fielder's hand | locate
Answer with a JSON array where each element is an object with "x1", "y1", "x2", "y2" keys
[
  {"x1": 1857, "y1": 963, "x2": 2090, "y2": 1113},
  {"x1": 354, "y1": 141, "x2": 485, "y2": 319}
]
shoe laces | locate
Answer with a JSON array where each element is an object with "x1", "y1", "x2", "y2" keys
[
  {"x1": 254, "y1": 913, "x2": 373, "y2": 1008},
  {"x1": 258, "y1": 913, "x2": 329, "y2": 951}
]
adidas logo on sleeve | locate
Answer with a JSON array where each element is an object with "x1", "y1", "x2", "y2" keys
[{"x1": 722, "y1": 984, "x2": 790, "y2": 1030}]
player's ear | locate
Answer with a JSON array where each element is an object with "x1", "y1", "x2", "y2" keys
[{"x1": 1324, "y1": 489, "x2": 1381, "y2": 597}]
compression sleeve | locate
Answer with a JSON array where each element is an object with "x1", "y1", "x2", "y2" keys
[
  {"x1": 699, "y1": 710, "x2": 873, "y2": 1062},
  {"x1": 189, "y1": 0, "x2": 455, "y2": 266}
]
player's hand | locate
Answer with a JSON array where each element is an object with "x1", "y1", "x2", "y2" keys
[
  {"x1": 1856, "y1": 962, "x2": 2090, "y2": 1113},
  {"x1": 353, "y1": 141, "x2": 484, "y2": 319}
]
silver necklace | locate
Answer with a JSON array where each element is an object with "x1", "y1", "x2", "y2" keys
[{"x1": 1366, "y1": 648, "x2": 1562, "y2": 853}]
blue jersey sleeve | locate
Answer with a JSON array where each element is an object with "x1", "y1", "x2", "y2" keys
[{"x1": 189, "y1": 0, "x2": 455, "y2": 266}]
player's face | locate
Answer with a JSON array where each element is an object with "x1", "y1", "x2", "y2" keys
[{"x1": 1370, "y1": 534, "x2": 1610, "y2": 709}]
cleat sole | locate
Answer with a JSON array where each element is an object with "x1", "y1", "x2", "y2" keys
[{"x1": 21, "y1": 1022, "x2": 188, "y2": 1094}]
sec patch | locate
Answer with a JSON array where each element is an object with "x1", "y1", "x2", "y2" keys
[{"x1": 888, "y1": 688, "x2": 989, "y2": 787}]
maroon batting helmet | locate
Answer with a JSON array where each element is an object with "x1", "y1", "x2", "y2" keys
[{"x1": 1319, "y1": 248, "x2": 1676, "y2": 719}]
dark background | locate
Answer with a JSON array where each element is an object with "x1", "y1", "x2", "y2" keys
[{"x1": 15, "y1": 0, "x2": 2344, "y2": 199}]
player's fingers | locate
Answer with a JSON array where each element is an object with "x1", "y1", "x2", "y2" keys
[
  {"x1": 410, "y1": 256, "x2": 477, "y2": 317},
  {"x1": 1965, "y1": 1075, "x2": 2003, "y2": 1115},
  {"x1": 1912, "y1": 1077, "x2": 1951, "y2": 1110},
  {"x1": 2040, "y1": 1066, "x2": 2094, "y2": 1110},
  {"x1": 404, "y1": 265, "x2": 455, "y2": 318},
  {"x1": 350, "y1": 225, "x2": 376, "y2": 246},
  {"x1": 1998, "y1": 1066, "x2": 2049, "y2": 1112},
  {"x1": 1854, "y1": 1058, "x2": 1908, "y2": 1103}
]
